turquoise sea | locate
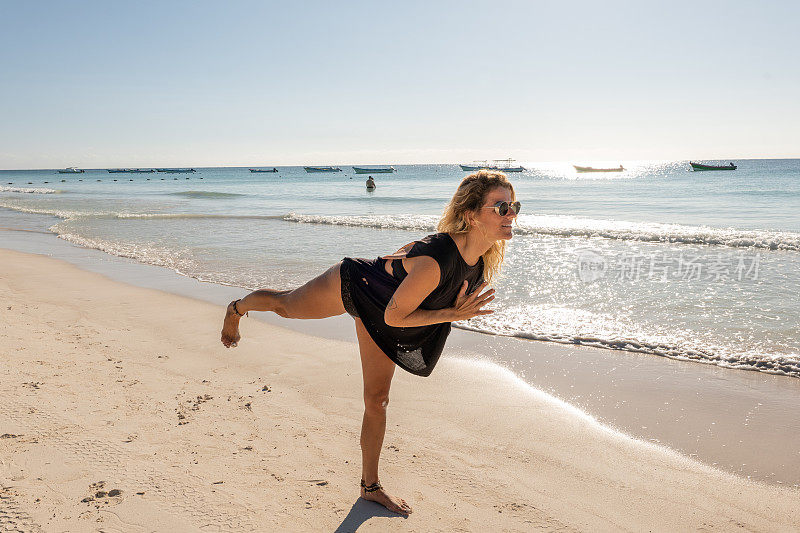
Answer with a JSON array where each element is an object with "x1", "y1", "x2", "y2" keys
[{"x1": 2, "y1": 160, "x2": 799, "y2": 379}]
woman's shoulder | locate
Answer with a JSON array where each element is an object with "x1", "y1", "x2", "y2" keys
[
  {"x1": 381, "y1": 233, "x2": 457, "y2": 264},
  {"x1": 407, "y1": 233, "x2": 454, "y2": 254},
  {"x1": 405, "y1": 233, "x2": 460, "y2": 270},
  {"x1": 412, "y1": 232, "x2": 455, "y2": 249}
]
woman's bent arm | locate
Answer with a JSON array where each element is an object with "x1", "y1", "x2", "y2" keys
[
  {"x1": 383, "y1": 256, "x2": 495, "y2": 327},
  {"x1": 383, "y1": 256, "x2": 443, "y2": 327}
]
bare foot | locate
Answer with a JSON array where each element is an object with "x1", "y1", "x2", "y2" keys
[
  {"x1": 221, "y1": 301, "x2": 242, "y2": 348},
  {"x1": 361, "y1": 483, "x2": 412, "y2": 516}
]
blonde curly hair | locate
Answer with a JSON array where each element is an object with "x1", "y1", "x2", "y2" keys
[{"x1": 437, "y1": 170, "x2": 516, "y2": 283}]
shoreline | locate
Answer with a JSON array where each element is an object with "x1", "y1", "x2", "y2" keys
[
  {"x1": 2, "y1": 228, "x2": 800, "y2": 488},
  {"x1": 2, "y1": 246, "x2": 799, "y2": 531}
]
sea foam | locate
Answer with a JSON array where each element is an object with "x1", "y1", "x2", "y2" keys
[{"x1": 456, "y1": 321, "x2": 800, "y2": 378}]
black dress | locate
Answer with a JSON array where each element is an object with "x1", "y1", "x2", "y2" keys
[{"x1": 340, "y1": 233, "x2": 485, "y2": 377}]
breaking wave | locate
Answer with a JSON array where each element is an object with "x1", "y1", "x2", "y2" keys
[
  {"x1": 2, "y1": 202, "x2": 799, "y2": 252},
  {"x1": 283, "y1": 213, "x2": 439, "y2": 232},
  {"x1": 1, "y1": 186, "x2": 60, "y2": 194},
  {"x1": 0, "y1": 203, "x2": 285, "y2": 221},
  {"x1": 283, "y1": 213, "x2": 800, "y2": 251}
]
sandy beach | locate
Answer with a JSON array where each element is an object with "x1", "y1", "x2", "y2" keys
[{"x1": 2, "y1": 247, "x2": 800, "y2": 532}]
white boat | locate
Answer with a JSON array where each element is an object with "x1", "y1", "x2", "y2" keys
[
  {"x1": 459, "y1": 158, "x2": 525, "y2": 172},
  {"x1": 574, "y1": 165, "x2": 625, "y2": 173},
  {"x1": 353, "y1": 166, "x2": 395, "y2": 174},
  {"x1": 57, "y1": 167, "x2": 84, "y2": 174},
  {"x1": 304, "y1": 166, "x2": 342, "y2": 173}
]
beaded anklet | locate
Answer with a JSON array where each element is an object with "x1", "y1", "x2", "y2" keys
[
  {"x1": 360, "y1": 479, "x2": 382, "y2": 493},
  {"x1": 231, "y1": 299, "x2": 247, "y2": 317}
]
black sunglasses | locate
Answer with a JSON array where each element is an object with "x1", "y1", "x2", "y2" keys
[{"x1": 482, "y1": 201, "x2": 521, "y2": 216}]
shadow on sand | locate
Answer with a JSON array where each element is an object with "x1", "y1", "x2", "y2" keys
[{"x1": 334, "y1": 498, "x2": 408, "y2": 532}]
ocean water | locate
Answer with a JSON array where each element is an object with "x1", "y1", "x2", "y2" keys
[{"x1": 2, "y1": 160, "x2": 799, "y2": 378}]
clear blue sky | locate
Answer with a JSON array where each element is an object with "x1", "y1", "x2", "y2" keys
[{"x1": 1, "y1": 0, "x2": 798, "y2": 168}]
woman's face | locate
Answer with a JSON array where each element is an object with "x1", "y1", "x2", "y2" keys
[{"x1": 470, "y1": 186, "x2": 517, "y2": 241}]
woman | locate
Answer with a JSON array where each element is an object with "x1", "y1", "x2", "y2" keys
[{"x1": 220, "y1": 170, "x2": 519, "y2": 515}]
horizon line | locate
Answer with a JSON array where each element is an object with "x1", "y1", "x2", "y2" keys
[{"x1": 3, "y1": 156, "x2": 800, "y2": 172}]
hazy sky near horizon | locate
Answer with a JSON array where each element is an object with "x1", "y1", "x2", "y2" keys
[{"x1": 2, "y1": 0, "x2": 799, "y2": 168}]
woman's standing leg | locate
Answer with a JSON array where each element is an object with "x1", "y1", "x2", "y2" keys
[
  {"x1": 354, "y1": 318, "x2": 412, "y2": 515},
  {"x1": 221, "y1": 262, "x2": 346, "y2": 347}
]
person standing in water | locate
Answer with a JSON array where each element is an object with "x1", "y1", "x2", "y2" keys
[
  {"x1": 366, "y1": 176, "x2": 376, "y2": 190},
  {"x1": 220, "y1": 170, "x2": 519, "y2": 515}
]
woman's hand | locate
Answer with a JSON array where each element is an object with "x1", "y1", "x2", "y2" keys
[{"x1": 449, "y1": 281, "x2": 495, "y2": 322}]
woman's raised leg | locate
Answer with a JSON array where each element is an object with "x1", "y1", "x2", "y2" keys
[
  {"x1": 354, "y1": 318, "x2": 412, "y2": 516},
  {"x1": 221, "y1": 262, "x2": 346, "y2": 347}
]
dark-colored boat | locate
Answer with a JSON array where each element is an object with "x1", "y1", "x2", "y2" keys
[
  {"x1": 574, "y1": 165, "x2": 624, "y2": 173},
  {"x1": 156, "y1": 168, "x2": 196, "y2": 173},
  {"x1": 249, "y1": 168, "x2": 278, "y2": 173},
  {"x1": 689, "y1": 162, "x2": 736, "y2": 171}
]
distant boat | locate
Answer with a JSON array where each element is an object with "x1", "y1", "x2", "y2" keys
[
  {"x1": 574, "y1": 165, "x2": 625, "y2": 173},
  {"x1": 107, "y1": 168, "x2": 155, "y2": 173},
  {"x1": 304, "y1": 166, "x2": 342, "y2": 173},
  {"x1": 57, "y1": 167, "x2": 84, "y2": 174},
  {"x1": 249, "y1": 168, "x2": 278, "y2": 173},
  {"x1": 353, "y1": 166, "x2": 395, "y2": 174},
  {"x1": 459, "y1": 158, "x2": 525, "y2": 172},
  {"x1": 689, "y1": 162, "x2": 737, "y2": 171},
  {"x1": 156, "y1": 168, "x2": 196, "y2": 173}
]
